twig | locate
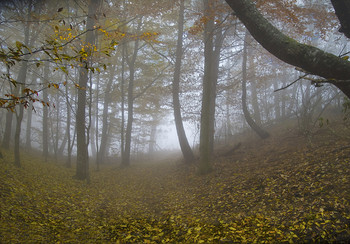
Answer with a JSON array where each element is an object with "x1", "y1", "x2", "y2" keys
[{"x1": 274, "y1": 73, "x2": 308, "y2": 92}]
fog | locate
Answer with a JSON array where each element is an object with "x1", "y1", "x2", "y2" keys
[{"x1": 1, "y1": 0, "x2": 350, "y2": 242}]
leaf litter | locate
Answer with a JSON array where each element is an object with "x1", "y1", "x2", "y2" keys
[{"x1": 0, "y1": 127, "x2": 350, "y2": 243}]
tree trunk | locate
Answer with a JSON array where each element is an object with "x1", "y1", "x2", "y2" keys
[
  {"x1": 198, "y1": 0, "x2": 225, "y2": 174},
  {"x1": 242, "y1": 31, "x2": 269, "y2": 139},
  {"x1": 14, "y1": 2, "x2": 32, "y2": 167},
  {"x1": 331, "y1": 0, "x2": 350, "y2": 38},
  {"x1": 2, "y1": 111, "x2": 13, "y2": 149},
  {"x1": 14, "y1": 62, "x2": 29, "y2": 167},
  {"x1": 173, "y1": 0, "x2": 195, "y2": 164},
  {"x1": 120, "y1": 44, "x2": 126, "y2": 163},
  {"x1": 42, "y1": 61, "x2": 49, "y2": 160},
  {"x1": 25, "y1": 79, "x2": 34, "y2": 150},
  {"x1": 198, "y1": 0, "x2": 216, "y2": 175},
  {"x1": 75, "y1": 0, "x2": 101, "y2": 180},
  {"x1": 65, "y1": 79, "x2": 72, "y2": 168},
  {"x1": 122, "y1": 19, "x2": 142, "y2": 167},
  {"x1": 148, "y1": 120, "x2": 157, "y2": 155},
  {"x1": 98, "y1": 63, "x2": 116, "y2": 166}
]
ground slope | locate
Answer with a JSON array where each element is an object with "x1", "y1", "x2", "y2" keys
[{"x1": 0, "y1": 126, "x2": 350, "y2": 243}]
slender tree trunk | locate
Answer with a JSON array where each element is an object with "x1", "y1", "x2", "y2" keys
[
  {"x1": 120, "y1": 44, "x2": 126, "y2": 163},
  {"x1": 14, "y1": 63, "x2": 29, "y2": 167},
  {"x1": 65, "y1": 80, "x2": 72, "y2": 168},
  {"x1": 2, "y1": 111, "x2": 13, "y2": 149},
  {"x1": 98, "y1": 63, "x2": 115, "y2": 166},
  {"x1": 94, "y1": 72, "x2": 100, "y2": 170},
  {"x1": 273, "y1": 78, "x2": 281, "y2": 120},
  {"x1": 173, "y1": 0, "x2": 195, "y2": 164},
  {"x1": 122, "y1": 19, "x2": 142, "y2": 167},
  {"x1": 14, "y1": 2, "x2": 32, "y2": 167},
  {"x1": 242, "y1": 31, "x2": 269, "y2": 139},
  {"x1": 42, "y1": 61, "x2": 49, "y2": 160},
  {"x1": 75, "y1": 0, "x2": 101, "y2": 180},
  {"x1": 25, "y1": 76, "x2": 34, "y2": 150},
  {"x1": 148, "y1": 119, "x2": 157, "y2": 155}
]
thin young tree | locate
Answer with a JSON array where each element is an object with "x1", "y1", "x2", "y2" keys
[{"x1": 173, "y1": 0, "x2": 195, "y2": 164}]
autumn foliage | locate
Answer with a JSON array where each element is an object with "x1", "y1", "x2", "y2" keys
[{"x1": 1, "y1": 123, "x2": 350, "y2": 243}]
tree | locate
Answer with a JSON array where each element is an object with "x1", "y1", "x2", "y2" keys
[
  {"x1": 241, "y1": 31, "x2": 269, "y2": 139},
  {"x1": 331, "y1": 0, "x2": 350, "y2": 38},
  {"x1": 121, "y1": 18, "x2": 142, "y2": 167},
  {"x1": 14, "y1": 0, "x2": 33, "y2": 167},
  {"x1": 42, "y1": 61, "x2": 49, "y2": 161},
  {"x1": 75, "y1": 0, "x2": 101, "y2": 181},
  {"x1": 172, "y1": 0, "x2": 195, "y2": 164},
  {"x1": 198, "y1": 0, "x2": 226, "y2": 174},
  {"x1": 224, "y1": 0, "x2": 350, "y2": 98}
]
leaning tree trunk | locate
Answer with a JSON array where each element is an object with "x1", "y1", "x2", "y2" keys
[
  {"x1": 242, "y1": 31, "x2": 269, "y2": 139},
  {"x1": 173, "y1": 0, "x2": 195, "y2": 164},
  {"x1": 224, "y1": 0, "x2": 350, "y2": 98}
]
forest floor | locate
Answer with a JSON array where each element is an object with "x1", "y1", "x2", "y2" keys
[{"x1": 1, "y1": 122, "x2": 350, "y2": 243}]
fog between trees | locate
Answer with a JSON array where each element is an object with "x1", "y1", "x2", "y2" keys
[{"x1": 0, "y1": 0, "x2": 349, "y2": 177}]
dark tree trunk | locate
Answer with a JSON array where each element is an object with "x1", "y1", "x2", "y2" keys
[
  {"x1": 14, "y1": 62, "x2": 29, "y2": 167},
  {"x1": 199, "y1": 0, "x2": 216, "y2": 175},
  {"x1": 173, "y1": 0, "x2": 195, "y2": 164},
  {"x1": 241, "y1": 31, "x2": 269, "y2": 139},
  {"x1": 25, "y1": 74, "x2": 35, "y2": 150},
  {"x1": 98, "y1": 63, "x2": 115, "y2": 167},
  {"x1": 331, "y1": 0, "x2": 350, "y2": 38},
  {"x1": 198, "y1": 0, "x2": 225, "y2": 174},
  {"x1": 14, "y1": 2, "x2": 32, "y2": 167},
  {"x1": 2, "y1": 111, "x2": 13, "y2": 149},
  {"x1": 75, "y1": 0, "x2": 101, "y2": 181}
]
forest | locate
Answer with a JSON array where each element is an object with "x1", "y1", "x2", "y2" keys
[{"x1": 1, "y1": 0, "x2": 350, "y2": 242}]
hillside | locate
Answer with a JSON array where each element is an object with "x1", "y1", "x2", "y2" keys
[{"x1": 1, "y1": 123, "x2": 350, "y2": 243}]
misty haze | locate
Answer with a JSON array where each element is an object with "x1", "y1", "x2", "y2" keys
[{"x1": 1, "y1": 0, "x2": 350, "y2": 242}]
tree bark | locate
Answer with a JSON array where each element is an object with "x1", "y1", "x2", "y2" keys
[
  {"x1": 2, "y1": 111, "x2": 13, "y2": 149},
  {"x1": 14, "y1": 1, "x2": 32, "y2": 167},
  {"x1": 242, "y1": 31, "x2": 269, "y2": 139},
  {"x1": 42, "y1": 61, "x2": 49, "y2": 160},
  {"x1": 122, "y1": 19, "x2": 142, "y2": 167},
  {"x1": 25, "y1": 75, "x2": 35, "y2": 150},
  {"x1": 65, "y1": 79, "x2": 72, "y2": 168},
  {"x1": 331, "y1": 0, "x2": 350, "y2": 38},
  {"x1": 198, "y1": 0, "x2": 226, "y2": 174},
  {"x1": 173, "y1": 0, "x2": 195, "y2": 164},
  {"x1": 224, "y1": 0, "x2": 350, "y2": 97},
  {"x1": 98, "y1": 63, "x2": 116, "y2": 166},
  {"x1": 198, "y1": 0, "x2": 215, "y2": 175},
  {"x1": 75, "y1": 0, "x2": 101, "y2": 180}
]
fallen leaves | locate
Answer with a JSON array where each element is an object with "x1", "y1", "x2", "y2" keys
[{"x1": 0, "y1": 129, "x2": 350, "y2": 243}]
